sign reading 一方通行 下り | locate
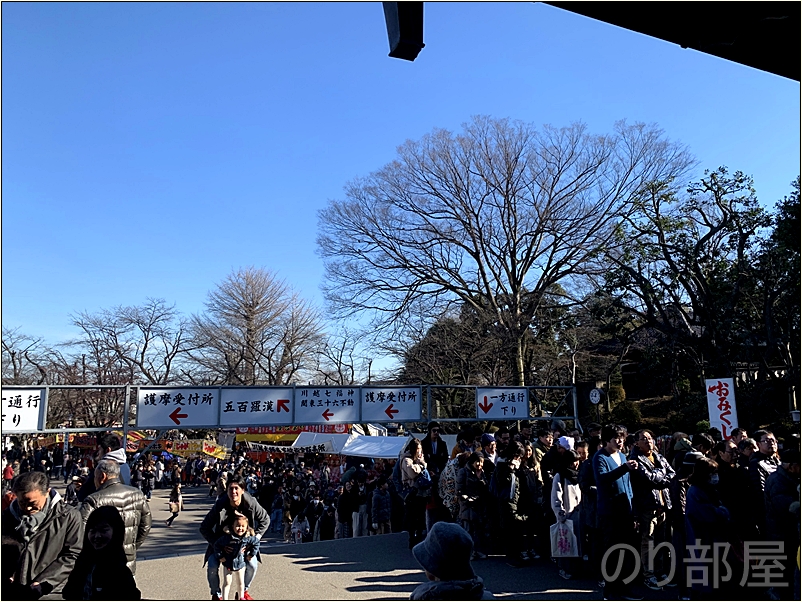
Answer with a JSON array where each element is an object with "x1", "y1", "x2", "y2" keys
[
  {"x1": 294, "y1": 386, "x2": 359, "y2": 424},
  {"x1": 137, "y1": 388, "x2": 219, "y2": 429},
  {"x1": 360, "y1": 386, "x2": 422, "y2": 422},
  {"x1": 476, "y1": 387, "x2": 529, "y2": 420},
  {"x1": 1, "y1": 388, "x2": 46, "y2": 432},
  {"x1": 219, "y1": 387, "x2": 294, "y2": 426}
]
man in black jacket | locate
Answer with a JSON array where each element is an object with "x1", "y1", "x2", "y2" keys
[
  {"x1": 80, "y1": 458, "x2": 152, "y2": 575},
  {"x1": 200, "y1": 475, "x2": 270, "y2": 601},
  {"x1": 1, "y1": 471, "x2": 83, "y2": 598}
]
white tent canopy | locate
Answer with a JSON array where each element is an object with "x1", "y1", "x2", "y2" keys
[
  {"x1": 340, "y1": 434, "x2": 415, "y2": 459},
  {"x1": 291, "y1": 432, "x2": 353, "y2": 454}
]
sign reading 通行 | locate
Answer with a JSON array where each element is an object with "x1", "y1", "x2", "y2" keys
[
  {"x1": 705, "y1": 378, "x2": 739, "y2": 440},
  {"x1": 219, "y1": 387, "x2": 294, "y2": 426},
  {"x1": 476, "y1": 387, "x2": 529, "y2": 420},
  {"x1": 1, "y1": 388, "x2": 46, "y2": 432},
  {"x1": 361, "y1": 386, "x2": 422, "y2": 422},
  {"x1": 294, "y1": 387, "x2": 359, "y2": 424},
  {"x1": 137, "y1": 388, "x2": 219, "y2": 428}
]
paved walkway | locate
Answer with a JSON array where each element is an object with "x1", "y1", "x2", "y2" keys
[{"x1": 55, "y1": 481, "x2": 645, "y2": 600}]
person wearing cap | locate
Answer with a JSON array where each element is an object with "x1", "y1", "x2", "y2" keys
[
  {"x1": 64, "y1": 475, "x2": 82, "y2": 507},
  {"x1": 422, "y1": 422, "x2": 449, "y2": 482},
  {"x1": 764, "y1": 448, "x2": 800, "y2": 599},
  {"x1": 410, "y1": 521, "x2": 495, "y2": 600},
  {"x1": 478, "y1": 434, "x2": 497, "y2": 479}
]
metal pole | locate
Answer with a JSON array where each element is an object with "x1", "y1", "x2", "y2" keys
[
  {"x1": 572, "y1": 385, "x2": 582, "y2": 433},
  {"x1": 426, "y1": 385, "x2": 432, "y2": 422},
  {"x1": 40, "y1": 386, "x2": 50, "y2": 431},
  {"x1": 123, "y1": 385, "x2": 131, "y2": 460}
]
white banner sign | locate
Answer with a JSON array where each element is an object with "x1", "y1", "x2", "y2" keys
[
  {"x1": 1, "y1": 388, "x2": 45, "y2": 432},
  {"x1": 705, "y1": 378, "x2": 739, "y2": 439},
  {"x1": 476, "y1": 387, "x2": 529, "y2": 420},
  {"x1": 361, "y1": 386, "x2": 422, "y2": 422},
  {"x1": 137, "y1": 388, "x2": 219, "y2": 428},
  {"x1": 219, "y1": 387, "x2": 294, "y2": 426},
  {"x1": 294, "y1": 386, "x2": 359, "y2": 424}
]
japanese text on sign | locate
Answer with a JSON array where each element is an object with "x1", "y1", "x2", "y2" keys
[
  {"x1": 361, "y1": 387, "x2": 422, "y2": 422},
  {"x1": 476, "y1": 387, "x2": 529, "y2": 419},
  {"x1": 1, "y1": 389, "x2": 45, "y2": 432},
  {"x1": 219, "y1": 388, "x2": 293, "y2": 426},
  {"x1": 705, "y1": 378, "x2": 738, "y2": 440}
]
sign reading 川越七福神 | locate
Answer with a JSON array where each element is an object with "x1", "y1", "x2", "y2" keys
[{"x1": 705, "y1": 378, "x2": 739, "y2": 440}]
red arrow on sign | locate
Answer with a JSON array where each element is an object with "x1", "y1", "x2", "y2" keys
[
  {"x1": 169, "y1": 407, "x2": 189, "y2": 425},
  {"x1": 322, "y1": 409, "x2": 334, "y2": 421},
  {"x1": 277, "y1": 399, "x2": 290, "y2": 413},
  {"x1": 385, "y1": 404, "x2": 399, "y2": 419},
  {"x1": 477, "y1": 396, "x2": 493, "y2": 415}
]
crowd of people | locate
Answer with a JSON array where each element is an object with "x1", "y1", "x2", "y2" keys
[{"x1": 1, "y1": 420, "x2": 799, "y2": 601}]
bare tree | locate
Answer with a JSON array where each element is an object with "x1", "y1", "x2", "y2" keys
[
  {"x1": 318, "y1": 116, "x2": 694, "y2": 384},
  {"x1": 70, "y1": 298, "x2": 191, "y2": 385},
  {"x1": 2, "y1": 327, "x2": 48, "y2": 385},
  {"x1": 189, "y1": 267, "x2": 324, "y2": 385}
]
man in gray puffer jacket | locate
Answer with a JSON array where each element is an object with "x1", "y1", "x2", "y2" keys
[{"x1": 80, "y1": 458, "x2": 152, "y2": 575}]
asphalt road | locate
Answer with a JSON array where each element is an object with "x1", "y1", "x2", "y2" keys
[{"x1": 54, "y1": 481, "x2": 676, "y2": 600}]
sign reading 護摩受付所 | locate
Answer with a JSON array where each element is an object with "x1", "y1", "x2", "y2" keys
[
  {"x1": 1, "y1": 388, "x2": 46, "y2": 432},
  {"x1": 137, "y1": 388, "x2": 219, "y2": 428},
  {"x1": 360, "y1": 386, "x2": 422, "y2": 422},
  {"x1": 705, "y1": 378, "x2": 739, "y2": 440}
]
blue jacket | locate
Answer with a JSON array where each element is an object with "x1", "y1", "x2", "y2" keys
[
  {"x1": 213, "y1": 532, "x2": 260, "y2": 571},
  {"x1": 592, "y1": 448, "x2": 633, "y2": 518}
]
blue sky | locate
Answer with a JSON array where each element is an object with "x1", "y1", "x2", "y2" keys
[{"x1": 3, "y1": 2, "x2": 799, "y2": 351}]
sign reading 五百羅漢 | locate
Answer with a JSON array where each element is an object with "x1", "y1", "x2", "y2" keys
[
  {"x1": 705, "y1": 378, "x2": 739, "y2": 439},
  {"x1": 218, "y1": 387, "x2": 294, "y2": 426},
  {"x1": 360, "y1": 386, "x2": 422, "y2": 422},
  {"x1": 1, "y1": 388, "x2": 46, "y2": 432},
  {"x1": 476, "y1": 387, "x2": 529, "y2": 420}
]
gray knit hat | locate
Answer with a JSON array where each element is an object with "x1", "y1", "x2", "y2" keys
[{"x1": 412, "y1": 522, "x2": 475, "y2": 581}]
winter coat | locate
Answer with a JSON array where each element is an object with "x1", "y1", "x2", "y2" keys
[
  {"x1": 764, "y1": 465, "x2": 800, "y2": 542},
  {"x1": 400, "y1": 454, "x2": 427, "y2": 489},
  {"x1": 1, "y1": 489, "x2": 83, "y2": 594},
  {"x1": 62, "y1": 551, "x2": 141, "y2": 600},
  {"x1": 456, "y1": 466, "x2": 487, "y2": 522},
  {"x1": 79, "y1": 480, "x2": 151, "y2": 575},
  {"x1": 592, "y1": 448, "x2": 633, "y2": 518},
  {"x1": 577, "y1": 459, "x2": 597, "y2": 529},
  {"x1": 685, "y1": 483, "x2": 731, "y2": 593},
  {"x1": 213, "y1": 531, "x2": 260, "y2": 571},
  {"x1": 410, "y1": 577, "x2": 494, "y2": 600},
  {"x1": 421, "y1": 436, "x2": 449, "y2": 478},
  {"x1": 438, "y1": 459, "x2": 461, "y2": 520},
  {"x1": 371, "y1": 488, "x2": 392, "y2": 524},
  {"x1": 199, "y1": 491, "x2": 269, "y2": 565},
  {"x1": 551, "y1": 473, "x2": 582, "y2": 521},
  {"x1": 628, "y1": 448, "x2": 674, "y2": 514},
  {"x1": 492, "y1": 460, "x2": 525, "y2": 523}
]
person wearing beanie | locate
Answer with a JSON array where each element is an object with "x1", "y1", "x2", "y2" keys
[
  {"x1": 479, "y1": 435, "x2": 497, "y2": 478},
  {"x1": 410, "y1": 522, "x2": 494, "y2": 600}
]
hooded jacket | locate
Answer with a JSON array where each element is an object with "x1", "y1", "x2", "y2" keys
[
  {"x1": 79, "y1": 479, "x2": 152, "y2": 575},
  {"x1": 1, "y1": 489, "x2": 83, "y2": 595}
]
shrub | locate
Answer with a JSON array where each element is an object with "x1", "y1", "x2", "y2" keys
[
  {"x1": 610, "y1": 399, "x2": 642, "y2": 428},
  {"x1": 608, "y1": 385, "x2": 626, "y2": 404}
]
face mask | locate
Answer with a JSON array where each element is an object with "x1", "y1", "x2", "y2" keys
[
  {"x1": 709, "y1": 474, "x2": 720, "y2": 485},
  {"x1": 293, "y1": 495, "x2": 300, "y2": 500}
]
